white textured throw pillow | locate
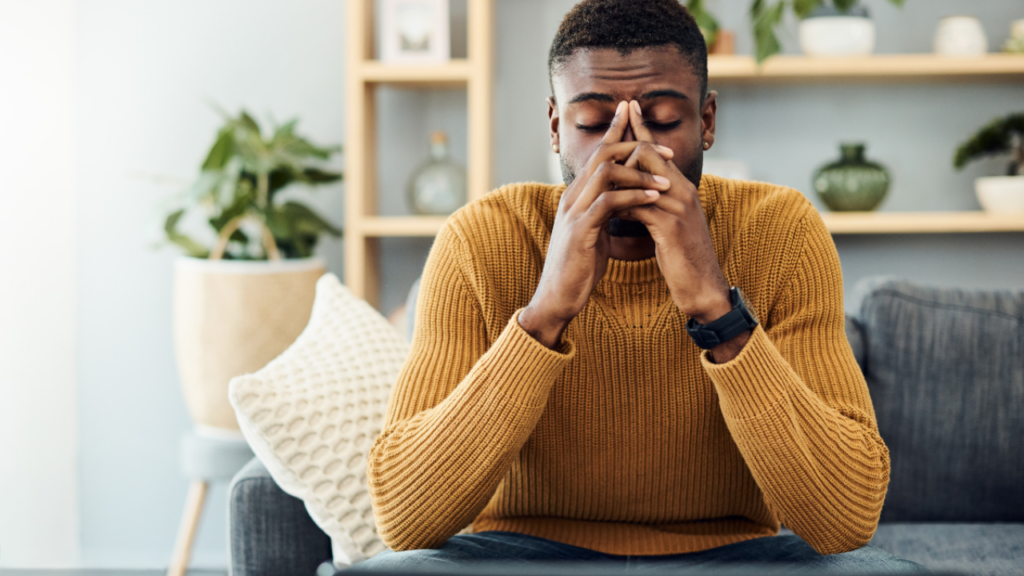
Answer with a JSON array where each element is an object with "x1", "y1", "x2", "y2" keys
[{"x1": 228, "y1": 273, "x2": 406, "y2": 567}]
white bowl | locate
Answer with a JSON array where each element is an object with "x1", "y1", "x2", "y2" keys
[
  {"x1": 975, "y1": 176, "x2": 1024, "y2": 213},
  {"x1": 799, "y1": 17, "x2": 875, "y2": 57}
]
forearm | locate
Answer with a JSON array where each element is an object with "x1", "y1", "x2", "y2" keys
[
  {"x1": 367, "y1": 312, "x2": 573, "y2": 550},
  {"x1": 704, "y1": 327, "x2": 889, "y2": 554}
]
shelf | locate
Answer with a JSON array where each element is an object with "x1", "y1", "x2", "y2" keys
[
  {"x1": 358, "y1": 60, "x2": 472, "y2": 87},
  {"x1": 820, "y1": 211, "x2": 1024, "y2": 234},
  {"x1": 358, "y1": 216, "x2": 448, "y2": 237},
  {"x1": 708, "y1": 54, "x2": 1024, "y2": 83},
  {"x1": 354, "y1": 212, "x2": 1024, "y2": 238}
]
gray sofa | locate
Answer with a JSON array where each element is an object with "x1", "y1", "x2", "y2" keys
[{"x1": 229, "y1": 278, "x2": 1024, "y2": 575}]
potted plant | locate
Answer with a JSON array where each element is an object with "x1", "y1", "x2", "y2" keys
[
  {"x1": 954, "y1": 112, "x2": 1024, "y2": 214},
  {"x1": 164, "y1": 110, "x2": 342, "y2": 431},
  {"x1": 750, "y1": 0, "x2": 905, "y2": 62}
]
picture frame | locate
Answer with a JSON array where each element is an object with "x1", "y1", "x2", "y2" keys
[{"x1": 380, "y1": 0, "x2": 451, "y2": 64}]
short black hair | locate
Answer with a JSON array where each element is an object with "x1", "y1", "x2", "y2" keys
[{"x1": 548, "y1": 0, "x2": 708, "y2": 101}]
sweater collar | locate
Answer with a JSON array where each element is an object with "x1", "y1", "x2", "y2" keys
[{"x1": 603, "y1": 256, "x2": 662, "y2": 284}]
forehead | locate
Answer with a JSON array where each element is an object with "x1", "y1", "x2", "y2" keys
[{"x1": 552, "y1": 45, "x2": 699, "y2": 103}]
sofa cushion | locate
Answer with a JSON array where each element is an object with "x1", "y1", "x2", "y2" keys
[
  {"x1": 870, "y1": 523, "x2": 1024, "y2": 576},
  {"x1": 853, "y1": 278, "x2": 1024, "y2": 522},
  {"x1": 229, "y1": 274, "x2": 405, "y2": 567}
]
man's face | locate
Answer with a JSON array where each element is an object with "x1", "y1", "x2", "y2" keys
[{"x1": 548, "y1": 46, "x2": 716, "y2": 236}]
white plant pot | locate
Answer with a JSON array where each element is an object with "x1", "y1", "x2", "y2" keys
[
  {"x1": 975, "y1": 176, "x2": 1024, "y2": 214},
  {"x1": 173, "y1": 257, "x2": 325, "y2": 431},
  {"x1": 934, "y1": 16, "x2": 988, "y2": 57},
  {"x1": 799, "y1": 17, "x2": 875, "y2": 57}
]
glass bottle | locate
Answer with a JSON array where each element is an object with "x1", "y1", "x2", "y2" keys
[
  {"x1": 407, "y1": 131, "x2": 467, "y2": 215},
  {"x1": 813, "y1": 143, "x2": 890, "y2": 212}
]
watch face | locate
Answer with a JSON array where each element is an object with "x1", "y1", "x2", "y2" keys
[{"x1": 736, "y1": 288, "x2": 759, "y2": 325}]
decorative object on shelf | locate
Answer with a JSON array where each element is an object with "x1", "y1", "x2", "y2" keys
[
  {"x1": 934, "y1": 16, "x2": 988, "y2": 57},
  {"x1": 408, "y1": 131, "x2": 467, "y2": 215},
  {"x1": 1004, "y1": 19, "x2": 1024, "y2": 54},
  {"x1": 798, "y1": 5, "x2": 875, "y2": 57},
  {"x1": 161, "y1": 109, "x2": 342, "y2": 432},
  {"x1": 751, "y1": 0, "x2": 905, "y2": 63},
  {"x1": 813, "y1": 143, "x2": 891, "y2": 212},
  {"x1": 711, "y1": 30, "x2": 737, "y2": 55},
  {"x1": 954, "y1": 112, "x2": 1024, "y2": 214},
  {"x1": 381, "y1": 0, "x2": 450, "y2": 64}
]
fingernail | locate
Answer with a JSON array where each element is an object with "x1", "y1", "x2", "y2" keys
[
  {"x1": 631, "y1": 100, "x2": 641, "y2": 114},
  {"x1": 616, "y1": 101, "x2": 627, "y2": 115},
  {"x1": 653, "y1": 175, "x2": 670, "y2": 186},
  {"x1": 645, "y1": 190, "x2": 660, "y2": 198},
  {"x1": 657, "y1": 145, "x2": 674, "y2": 156}
]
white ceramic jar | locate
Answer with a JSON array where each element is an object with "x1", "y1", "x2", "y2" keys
[
  {"x1": 799, "y1": 16, "x2": 876, "y2": 56},
  {"x1": 934, "y1": 16, "x2": 988, "y2": 56},
  {"x1": 975, "y1": 176, "x2": 1024, "y2": 214}
]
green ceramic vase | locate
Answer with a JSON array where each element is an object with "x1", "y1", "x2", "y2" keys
[{"x1": 813, "y1": 143, "x2": 890, "y2": 211}]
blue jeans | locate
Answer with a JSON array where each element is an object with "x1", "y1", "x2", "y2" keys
[{"x1": 344, "y1": 531, "x2": 927, "y2": 573}]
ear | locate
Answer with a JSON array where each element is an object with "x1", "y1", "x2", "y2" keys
[
  {"x1": 547, "y1": 96, "x2": 560, "y2": 152},
  {"x1": 701, "y1": 90, "x2": 718, "y2": 149}
]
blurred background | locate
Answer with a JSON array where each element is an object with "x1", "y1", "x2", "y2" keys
[{"x1": 1, "y1": 0, "x2": 1022, "y2": 572}]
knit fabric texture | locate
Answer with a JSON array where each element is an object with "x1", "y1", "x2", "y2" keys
[{"x1": 367, "y1": 174, "x2": 889, "y2": 557}]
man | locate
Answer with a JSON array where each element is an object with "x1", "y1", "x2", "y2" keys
[{"x1": 358, "y1": 0, "x2": 922, "y2": 572}]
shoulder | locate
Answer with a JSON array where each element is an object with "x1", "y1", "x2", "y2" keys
[
  {"x1": 442, "y1": 181, "x2": 562, "y2": 254},
  {"x1": 703, "y1": 174, "x2": 815, "y2": 234}
]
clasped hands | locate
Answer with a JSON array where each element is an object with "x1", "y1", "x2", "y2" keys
[{"x1": 520, "y1": 100, "x2": 745, "y2": 359}]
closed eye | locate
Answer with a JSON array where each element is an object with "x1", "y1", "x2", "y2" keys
[
  {"x1": 576, "y1": 123, "x2": 610, "y2": 133},
  {"x1": 645, "y1": 120, "x2": 682, "y2": 131}
]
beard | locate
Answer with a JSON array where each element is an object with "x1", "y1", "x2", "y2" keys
[{"x1": 560, "y1": 149, "x2": 704, "y2": 238}]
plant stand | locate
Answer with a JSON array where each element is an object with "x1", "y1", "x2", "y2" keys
[{"x1": 167, "y1": 428, "x2": 254, "y2": 576}]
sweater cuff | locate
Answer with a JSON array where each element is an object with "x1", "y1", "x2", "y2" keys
[
  {"x1": 471, "y1": 309, "x2": 576, "y2": 408},
  {"x1": 701, "y1": 324, "x2": 800, "y2": 420}
]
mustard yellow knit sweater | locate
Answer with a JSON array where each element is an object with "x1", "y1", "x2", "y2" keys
[{"x1": 368, "y1": 175, "x2": 889, "y2": 556}]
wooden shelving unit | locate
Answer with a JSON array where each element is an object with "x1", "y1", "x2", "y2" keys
[
  {"x1": 344, "y1": 39, "x2": 1024, "y2": 305},
  {"x1": 708, "y1": 53, "x2": 1024, "y2": 82},
  {"x1": 344, "y1": 0, "x2": 493, "y2": 307},
  {"x1": 820, "y1": 211, "x2": 1024, "y2": 234}
]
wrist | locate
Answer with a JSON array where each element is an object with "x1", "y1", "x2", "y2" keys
[
  {"x1": 518, "y1": 305, "x2": 571, "y2": 350},
  {"x1": 683, "y1": 288, "x2": 732, "y2": 325}
]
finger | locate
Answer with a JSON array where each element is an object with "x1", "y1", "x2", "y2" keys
[
  {"x1": 624, "y1": 141, "x2": 673, "y2": 173},
  {"x1": 583, "y1": 189, "x2": 661, "y2": 225},
  {"x1": 629, "y1": 100, "x2": 655, "y2": 143},
  {"x1": 562, "y1": 141, "x2": 646, "y2": 209},
  {"x1": 601, "y1": 101, "x2": 630, "y2": 145},
  {"x1": 573, "y1": 162, "x2": 670, "y2": 213}
]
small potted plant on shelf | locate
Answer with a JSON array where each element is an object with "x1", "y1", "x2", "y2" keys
[
  {"x1": 954, "y1": 112, "x2": 1024, "y2": 214},
  {"x1": 750, "y1": 0, "x2": 905, "y2": 62},
  {"x1": 163, "y1": 109, "x2": 342, "y2": 432}
]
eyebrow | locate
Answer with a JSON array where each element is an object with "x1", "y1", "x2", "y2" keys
[{"x1": 567, "y1": 89, "x2": 689, "y2": 105}]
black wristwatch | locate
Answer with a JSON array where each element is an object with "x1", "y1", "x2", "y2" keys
[{"x1": 686, "y1": 287, "x2": 759, "y2": 349}]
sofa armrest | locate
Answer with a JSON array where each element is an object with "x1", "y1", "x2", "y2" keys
[
  {"x1": 229, "y1": 457, "x2": 332, "y2": 576},
  {"x1": 844, "y1": 314, "x2": 866, "y2": 372}
]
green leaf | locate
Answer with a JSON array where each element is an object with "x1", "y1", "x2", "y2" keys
[
  {"x1": 686, "y1": 0, "x2": 720, "y2": 47},
  {"x1": 752, "y1": 0, "x2": 784, "y2": 63},
  {"x1": 237, "y1": 110, "x2": 261, "y2": 135},
  {"x1": 793, "y1": 0, "x2": 821, "y2": 19},
  {"x1": 164, "y1": 209, "x2": 210, "y2": 258},
  {"x1": 300, "y1": 167, "x2": 343, "y2": 184},
  {"x1": 833, "y1": 0, "x2": 857, "y2": 12},
  {"x1": 953, "y1": 113, "x2": 1024, "y2": 170},
  {"x1": 201, "y1": 129, "x2": 236, "y2": 171}
]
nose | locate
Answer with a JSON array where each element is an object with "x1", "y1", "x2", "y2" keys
[{"x1": 622, "y1": 126, "x2": 636, "y2": 142}]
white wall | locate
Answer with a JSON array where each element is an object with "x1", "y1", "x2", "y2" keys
[
  {"x1": 74, "y1": 0, "x2": 346, "y2": 568},
  {"x1": 0, "y1": 0, "x2": 80, "y2": 567}
]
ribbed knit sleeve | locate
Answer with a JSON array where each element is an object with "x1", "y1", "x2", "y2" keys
[
  {"x1": 701, "y1": 211, "x2": 889, "y2": 555},
  {"x1": 367, "y1": 222, "x2": 575, "y2": 551}
]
